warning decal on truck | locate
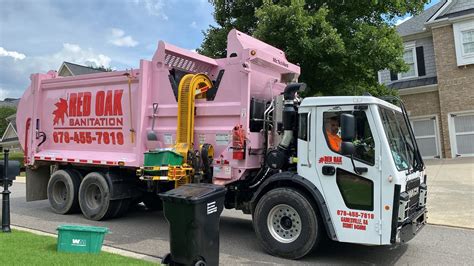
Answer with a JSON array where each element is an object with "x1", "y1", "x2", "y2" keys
[{"x1": 51, "y1": 90, "x2": 125, "y2": 145}]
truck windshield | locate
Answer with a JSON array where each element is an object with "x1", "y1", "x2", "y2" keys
[{"x1": 379, "y1": 106, "x2": 416, "y2": 171}]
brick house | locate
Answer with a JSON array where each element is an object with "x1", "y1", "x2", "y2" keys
[{"x1": 379, "y1": 0, "x2": 474, "y2": 158}]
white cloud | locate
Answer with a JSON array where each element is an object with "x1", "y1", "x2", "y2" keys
[
  {"x1": 134, "y1": 0, "x2": 168, "y2": 20},
  {"x1": 395, "y1": 16, "x2": 412, "y2": 26},
  {"x1": 190, "y1": 21, "x2": 198, "y2": 29},
  {"x1": 0, "y1": 88, "x2": 12, "y2": 100},
  {"x1": 0, "y1": 47, "x2": 26, "y2": 60},
  {"x1": 108, "y1": 28, "x2": 138, "y2": 47},
  {"x1": 29, "y1": 43, "x2": 112, "y2": 71}
]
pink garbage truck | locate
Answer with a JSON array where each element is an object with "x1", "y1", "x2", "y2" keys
[{"x1": 17, "y1": 29, "x2": 428, "y2": 259}]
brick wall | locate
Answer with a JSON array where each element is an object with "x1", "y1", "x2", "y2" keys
[
  {"x1": 432, "y1": 25, "x2": 474, "y2": 158},
  {"x1": 401, "y1": 90, "x2": 441, "y2": 117}
]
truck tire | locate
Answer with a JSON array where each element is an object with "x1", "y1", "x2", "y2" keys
[
  {"x1": 112, "y1": 199, "x2": 131, "y2": 218},
  {"x1": 253, "y1": 188, "x2": 321, "y2": 259},
  {"x1": 78, "y1": 172, "x2": 120, "y2": 220},
  {"x1": 47, "y1": 169, "x2": 81, "y2": 214}
]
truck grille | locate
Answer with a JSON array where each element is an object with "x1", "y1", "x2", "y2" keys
[{"x1": 406, "y1": 178, "x2": 421, "y2": 216}]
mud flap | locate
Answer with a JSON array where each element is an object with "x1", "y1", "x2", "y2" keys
[{"x1": 26, "y1": 166, "x2": 50, "y2": 201}]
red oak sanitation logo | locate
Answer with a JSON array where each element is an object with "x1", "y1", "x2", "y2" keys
[
  {"x1": 318, "y1": 156, "x2": 342, "y2": 165},
  {"x1": 52, "y1": 90, "x2": 124, "y2": 126}
]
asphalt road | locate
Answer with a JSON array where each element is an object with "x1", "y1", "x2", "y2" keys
[{"x1": 3, "y1": 182, "x2": 474, "y2": 265}]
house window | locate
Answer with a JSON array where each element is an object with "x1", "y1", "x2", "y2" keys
[
  {"x1": 399, "y1": 42, "x2": 417, "y2": 79},
  {"x1": 453, "y1": 20, "x2": 474, "y2": 66},
  {"x1": 462, "y1": 30, "x2": 474, "y2": 55}
]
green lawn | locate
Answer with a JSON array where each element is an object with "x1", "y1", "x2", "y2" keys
[{"x1": 0, "y1": 230, "x2": 157, "y2": 265}]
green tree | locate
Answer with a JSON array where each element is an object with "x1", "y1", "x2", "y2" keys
[
  {"x1": 0, "y1": 106, "x2": 16, "y2": 136},
  {"x1": 198, "y1": 0, "x2": 428, "y2": 96},
  {"x1": 88, "y1": 65, "x2": 113, "y2": 72}
]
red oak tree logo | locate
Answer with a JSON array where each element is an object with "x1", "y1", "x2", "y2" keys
[{"x1": 52, "y1": 98, "x2": 68, "y2": 125}]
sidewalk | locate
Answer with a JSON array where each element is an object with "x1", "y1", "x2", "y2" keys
[{"x1": 424, "y1": 157, "x2": 474, "y2": 229}]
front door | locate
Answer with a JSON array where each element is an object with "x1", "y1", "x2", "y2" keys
[{"x1": 314, "y1": 105, "x2": 382, "y2": 244}]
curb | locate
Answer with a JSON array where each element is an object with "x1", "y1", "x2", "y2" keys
[
  {"x1": 427, "y1": 222, "x2": 474, "y2": 230},
  {"x1": 11, "y1": 225, "x2": 161, "y2": 264},
  {"x1": 14, "y1": 176, "x2": 25, "y2": 183}
]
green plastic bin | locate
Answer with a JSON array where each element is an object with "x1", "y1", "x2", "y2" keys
[
  {"x1": 57, "y1": 225, "x2": 109, "y2": 254},
  {"x1": 144, "y1": 150, "x2": 183, "y2": 175},
  {"x1": 144, "y1": 150, "x2": 183, "y2": 167}
]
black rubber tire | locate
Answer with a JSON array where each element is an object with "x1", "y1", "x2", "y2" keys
[
  {"x1": 78, "y1": 172, "x2": 120, "y2": 221},
  {"x1": 47, "y1": 169, "x2": 81, "y2": 214},
  {"x1": 112, "y1": 199, "x2": 131, "y2": 218},
  {"x1": 142, "y1": 194, "x2": 163, "y2": 211},
  {"x1": 253, "y1": 188, "x2": 322, "y2": 259}
]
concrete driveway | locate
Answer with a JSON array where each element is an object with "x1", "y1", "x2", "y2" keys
[{"x1": 424, "y1": 157, "x2": 474, "y2": 229}]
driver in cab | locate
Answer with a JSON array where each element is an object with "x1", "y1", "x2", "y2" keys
[{"x1": 326, "y1": 116, "x2": 341, "y2": 152}]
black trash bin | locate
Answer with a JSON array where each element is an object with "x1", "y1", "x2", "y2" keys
[{"x1": 159, "y1": 183, "x2": 226, "y2": 266}]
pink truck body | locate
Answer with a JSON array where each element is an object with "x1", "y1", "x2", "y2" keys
[{"x1": 17, "y1": 29, "x2": 300, "y2": 185}]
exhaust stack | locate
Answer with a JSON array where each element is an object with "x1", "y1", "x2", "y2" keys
[{"x1": 266, "y1": 83, "x2": 306, "y2": 169}]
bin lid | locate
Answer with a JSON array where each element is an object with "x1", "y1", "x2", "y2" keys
[
  {"x1": 57, "y1": 225, "x2": 109, "y2": 233},
  {"x1": 159, "y1": 183, "x2": 226, "y2": 204}
]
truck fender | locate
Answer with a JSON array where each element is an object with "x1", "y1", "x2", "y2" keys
[{"x1": 250, "y1": 172, "x2": 337, "y2": 241}]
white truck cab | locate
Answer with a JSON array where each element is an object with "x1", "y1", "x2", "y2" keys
[{"x1": 297, "y1": 96, "x2": 427, "y2": 245}]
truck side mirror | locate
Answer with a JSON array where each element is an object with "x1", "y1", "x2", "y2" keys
[
  {"x1": 340, "y1": 142, "x2": 355, "y2": 156},
  {"x1": 341, "y1": 113, "x2": 355, "y2": 141}
]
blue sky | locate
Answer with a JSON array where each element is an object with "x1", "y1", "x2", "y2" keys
[{"x1": 0, "y1": 0, "x2": 440, "y2": 100}]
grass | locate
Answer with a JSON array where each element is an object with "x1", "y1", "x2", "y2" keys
[{"x1": 0, "y1": 230, "x2": 157, "y2": 265}]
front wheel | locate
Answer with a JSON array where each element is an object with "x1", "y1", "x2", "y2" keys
[{"x1": 253, "y1": 188, "x2": 322, "y2": 259}]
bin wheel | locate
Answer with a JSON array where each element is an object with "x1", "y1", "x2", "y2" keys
[
  {"x1": 253, "y1": 187, "x2": 321, "y2": 259},
  {"x1": 194, "y1": 259, "x2": 206, "y2": 266},
  {"x1": 79, "y1": 172, "x2": 120, "y2": 220},
  {"x1": 47, "y1": 169, "x2": 81, "y2": 214},
  {"x1": 194, "y1": 260, "x2": 206, "y2": 266}
]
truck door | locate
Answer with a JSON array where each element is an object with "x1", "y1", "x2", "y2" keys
[{"x1": 314, "y1": 105, "x2": 382, "y2": 244}]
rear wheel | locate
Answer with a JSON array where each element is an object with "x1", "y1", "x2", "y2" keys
[
  {"x1": 253, "y1": 188, "x2": 321, "y2": 259},
  {"x1": 112, "y1": 199, "x2": 131, "y2": 218},
  {"x1": 79, "y1": 172, "x2": 120, "y2": 220},
  {"x1": 47, "y1": 169, "x2": 81, "y2": 214}
]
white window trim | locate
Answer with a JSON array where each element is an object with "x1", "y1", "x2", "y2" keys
[
  {"x1": 448, "y1": 110, "x2": 474, "y2": 158},
  {"x1": 398, "y1": 42, "x2": 418, "y2": 80},
  {"x1": 453, "y1": 19, "x2": 474, "y2": 66},
  {"x1": 377, "y1": 71, "x2": 382, "y2": 84},
  {"x1": 410, "y1": 115, "x2": 442, "y2": 159}
]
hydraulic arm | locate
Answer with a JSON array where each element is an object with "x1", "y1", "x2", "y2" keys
[{"x1": 174, "y1": 73, "x2": 213, "y2": 160}]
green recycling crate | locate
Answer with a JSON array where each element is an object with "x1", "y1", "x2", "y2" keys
[
  {"x1": 144, "y1": 150, "x2": 183, "y2": 166},
  {"x1": 57, "y1": 225, "x2": 109, "y2": 254},
  {"x1": 144, "y1": 150, "x2": 183, "y2": 175}
]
